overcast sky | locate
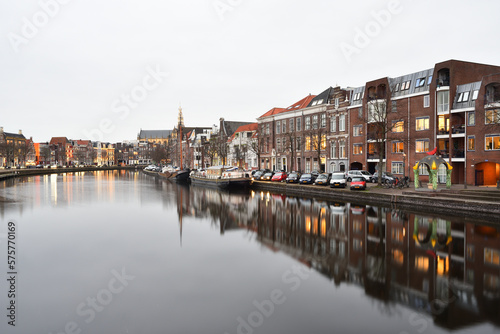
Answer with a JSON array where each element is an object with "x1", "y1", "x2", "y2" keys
[{"x1": 1, "y1": 0, "x2": 499, "y2": 143}]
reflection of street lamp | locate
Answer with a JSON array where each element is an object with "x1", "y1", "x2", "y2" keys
[{"x1": 403, "y1": 152, "x2": 406, "y2": 179}]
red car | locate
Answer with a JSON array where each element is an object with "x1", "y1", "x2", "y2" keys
[
  {"x1": 350, "y1": 177, "x2": 366, "y2": 190},
  {"x1": 271, "y1": 172, "x2": 287, "y2": 182}
]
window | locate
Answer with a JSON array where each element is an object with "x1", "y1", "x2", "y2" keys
[
  {"x1": 392, "y1": 120, "x2": 404, "y2": 133},
  {"x1": 467, "y1": 136, "x2": 475, "y2": 151},
  {"x1": 330, "y1": 116, "x2": 336, "y2": 132},
  {"x1": 485, "y1": 109, "x2": 500, "y2": 124},
  {"x1": 282, "y1": 120, "x2": 286, "y2": 133},
  {"x1": 266, "y1": 124, "x2": 270, "y2": 135},
  {"x1": 392, "y1": 162, "x2": 403, "y2": 174},
  {"x1": 296, "y1": 137, "x2": 301, "y2": 151},
  {"x1": 437, "y1": 90, "x2": 449, "y2": 113},
  {"x1": 416, "y1": 117, "x2": 430, "y2": 131},
  {"x1": 330, "y1": 141, "x2": 336, "y2": 158},
  {"x1": 472, "y1": 89, "x2": 479, "y2": 100},
  {"x1": 339, "y1": 114, "x2": 345, "y2": 131},
  {"x1": 353, "y1": 125, "x2": 363, "y2": 136},
  {"x1": 305, "y1": 136, "x2": 311, "y2": 151},
  {"x1": 276, "y1": 138, "x2": 281, "y2": 152},
  {"x1": 353, "y1": 143, "x2": 363, "y2": 155},
  {"x1": 416, "y1": 139, "x2": 430, "y2": 153},
  {"x1": 394, "y1": 83, "x2": 400, "y2": 92},
  {"x1": 339, "y1": 140, "x2": 346, "y2": 158},
  {"x1": 321, "y1": 134, "x2": 326, "y2": 150},
  {"x1": 462, "y1": 91, "x2": 470, "y2": 102},
  {"x1": 418, "y1": 162, "x2": 429, "y2": 175},
  {"x1": 312, "y1": 115, "x2": 318, "y2": 129},
  {"x1": 296, "y1": 117, "x2": 301, "y2": 131},
  {"x1": 320, "y1": 114, "x2": 326, "y2": 128},
  {"x1": 468, "y1": 111, "x2": 475, "y2": 126},
  {"x1": 484, "y1": 248, "x2": 500, "y2": 266},
  {"x1": 276, "y1": 121, "x2": 281, "y2": 134},
  {"x1": 427, "y1": 75, "x2": 433, "y2": 85},
  {"x1": 305, "y1": 117, "x2": 311, "y2": 130},
  {"x1": 415, "y1": 256, "x2": 429, "y2": 272},
  {"x1": 415, "y1": 77, "x2": 426, "y2": 88},
  {"x1": 392, "y1": 141, "x2": 404, "y2": 153},
  {"x1": 334, "y1": 98, "x2": 340, "y2": 108},
  {"x1": 485, "y1": 135, "x2": 500, "y2": 151},
  {"x1": 391, "y1": 228, "x2": 404, "y2": 243},
  {"x1": 368, "y1": 101, "x2": 386, "y2": 122},
  {"x1": 391, "y1": 100, "x2": 397, "y2": 113},
  {"x1": 289, "y1": 118, "x2": 294, "y2": 132},
  {"x1": 424, "y1": 95, "x2": 430, "y2": 108}
]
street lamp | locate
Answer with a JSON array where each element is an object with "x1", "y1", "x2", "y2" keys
[{"x1": 403, "y1": 152, "x2": 406, "y2": 180}]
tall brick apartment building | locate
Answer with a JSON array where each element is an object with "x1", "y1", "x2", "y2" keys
[{"x1": 257, "y1": 60, "x2": 500, "y2": 186}]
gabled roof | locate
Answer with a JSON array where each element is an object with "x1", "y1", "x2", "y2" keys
[
  {"x1": 284, "y1": 94, "x2": 316, "y2": 111},
  {"x1": 138, "y1": 129, "x2": 172, "y2": 140},
  {"x1": 233, "y1": 123, "x2": 258, "y2": 134},
  {"x1": 308, "y1": 88, "x2": 333, "y2": 107},
  {"x1": 259, "y1": 107, "x2": 285, "y2": 119},
  {"x1": 50, "y1": 137, "x2": 69, "y2": 145},
  {"x1": 220, "y1": 120, "x2": 254, "y2": 138}
]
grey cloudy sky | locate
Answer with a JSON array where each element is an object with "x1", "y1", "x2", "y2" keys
[{"x1": 1, "y1": 0, "x2": 499, "y2": 143}]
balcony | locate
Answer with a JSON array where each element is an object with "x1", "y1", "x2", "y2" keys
[{"x1": 451, "y1": 125, "x2": 465, "y2": 134}]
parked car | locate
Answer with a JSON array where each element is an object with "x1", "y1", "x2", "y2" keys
[
  {"x1": 261, "y1": 171, "x2": 274, "y2": 181},
  {"x1": 36, "y1": 164, "x2": 44, "y2": 168},
  {"x1": 371, "y1": 172, "x2": 396, "y2": 183},
  {"x1": 314, "y1": 173, "x2": 331, "y2": 186},
  {"x1": 299, "y1": 173, "x2": 317, "y2": 184},
  {"x1": 345, "y1": 170, "x2": 373, "y2": 182},
  {"x1": 271, "y1": 171, "x2": 287, "y2": 182},
  {"x1": 286, "y1": 172, "x2": 301, "y2": 183},
  {"x1": 330, "y1": 172, "x2": 347, "y2": 188},
  {"x1": 350, "y1": 176, "x2": 367, "y2": 190}
]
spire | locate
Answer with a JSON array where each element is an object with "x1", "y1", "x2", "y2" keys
[{"x1": 178, "y1": 105, "x2": 184, "y2": 127}]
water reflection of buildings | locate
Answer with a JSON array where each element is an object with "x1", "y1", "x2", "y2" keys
[{"x1": 251, "y1": 191, "x2": 500, "y2": 331}]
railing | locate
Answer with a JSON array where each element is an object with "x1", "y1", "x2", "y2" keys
[
  {"x1": 367, "y1": 153, "x2": 384, "y2": 160},
  {"x1": 452, "y1": 125, "x2": 465, "y2": 134},
  {"x1": 452, "y1": 150, "x2": 465, "y2": 158}
]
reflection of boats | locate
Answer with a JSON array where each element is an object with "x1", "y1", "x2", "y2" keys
[{"x1": 190, "y1": 166, "x2": 252, "y2": 189}]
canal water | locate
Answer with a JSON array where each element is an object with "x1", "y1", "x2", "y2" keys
[{"x1": 0, "y1": 170, "x2": 498, "y2": 334}]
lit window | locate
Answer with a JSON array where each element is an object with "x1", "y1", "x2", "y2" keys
[
  {"x1": 305, "y1": 136, "x2": 311, "y2": 151},
  {"x1": 416, "y1": 117, "x2": 430, "y2": 131},
  {"x1": 392, "y1": 249, "x2": 404, "y2": 265},
  {"x1": 392, "y1": 141, "x2": 404, "y2": 153},
  {"x1": 415, "y1": 256, "x2": 429, "y2": 272},
  {"x1": 416, "y1": 139, "x2": 430, "y2": 153},
  {"x1": 485, "y1": 135, "x2": 500, "y2": 151},
  {"x1": 467, "y1": 136, "x2": 475, "y2": 151},
  {"x1": 321, "y1": 134, "x2": 326, "y2": 150},
  {"x1": 484, "y1": 248, "x2": 500, "y2": 266},
  {"x1": 393, "y1": 120, "x2": 404, "y2": 133},
  {"x1": 353, "y1": 143, "x2": 363, "y2": 155},
  {"x1": 391, "y1": 228, "x2": 404, "y2": 243}
]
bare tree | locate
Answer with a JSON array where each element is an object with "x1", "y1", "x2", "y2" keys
[
  {"x1": 205, "y1": 137, "x2": 218, "y2": 166},
  {"x1": 248, "y1": 129, "x2": 265, "y2": 169},
  {"x1": 152, "y1": 145, "x2": 167, "y2": 164},
  {"x1": 0, "y1": 141, "x2": 16, "y2": 167}
]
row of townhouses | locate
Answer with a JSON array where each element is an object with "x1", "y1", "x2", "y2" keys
[{"x1": 151, "y1": 59, "x2": 499, "y2": 186}]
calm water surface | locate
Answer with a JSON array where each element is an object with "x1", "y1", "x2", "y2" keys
[{"x1": 0, "y1": 170, "x2": 499, "y2": 334}]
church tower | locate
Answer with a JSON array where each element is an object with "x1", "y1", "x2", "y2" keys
[{"x1": 178, "y1": 106, "x2": 184, "y2": 127}]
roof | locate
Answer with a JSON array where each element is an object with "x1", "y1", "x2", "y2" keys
[
  {"x1": 220, "y1": 120, "x2": 254, "y2": 138},
  {"x1": 258, "y1": 107, "x2": 285, "y2": 119},
  {"x1": 2, "y1": 132, "x2": 26, "y2": 140},
  {"x1": 75, "y1": 140, "x2": 91, "y2": 146},
  {"x1": 138, "y1": 129, "x2": 172, "y2": 140},
  {"x1": 452, "y1": 81, "x2": 481, "y2": 110},
  {"x1": 50, "y1": 137, "x2": 69, "y2": 145},
  {"x1": 284, "y1": 95, "x2": 316, "y2": 111},
  {"x1": 389, "y1": 68, "x2": 434, "y2": 98},
  {"x1": 233, "y1": 123, "x2": 258, "y2": 134},
  {"x1": 307, "y1": 87, "x2": 334, "y2": 107}
]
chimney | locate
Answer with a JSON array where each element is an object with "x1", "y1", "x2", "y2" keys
[{"x1": 18, "y1": 129, "x2": 22, "y2": 135}]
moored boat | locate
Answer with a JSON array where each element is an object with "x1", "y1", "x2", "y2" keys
[{"x1": 190, "y1": 166, "x2": 252, "y2": 189}]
